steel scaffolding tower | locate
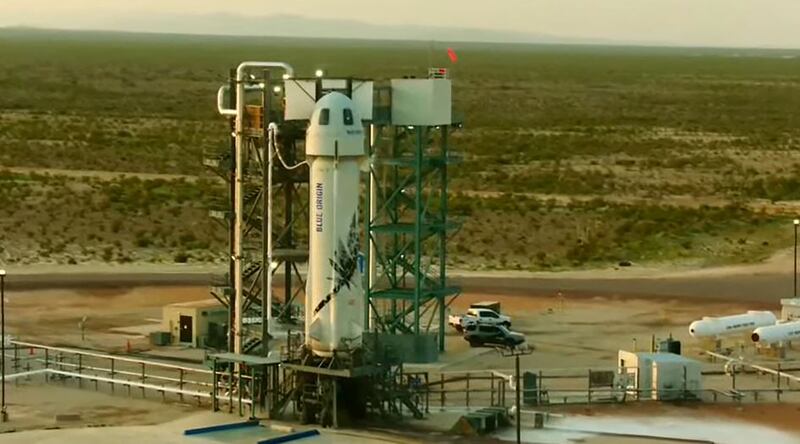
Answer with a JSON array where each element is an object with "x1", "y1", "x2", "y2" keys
[
  {"x1": 207, "y1": 66, "x2": 308, "y2": 356},
  {"x1": 366, "y1": 120, "x2": 461, "y2": 352}
]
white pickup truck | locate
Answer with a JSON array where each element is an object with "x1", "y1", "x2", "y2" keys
[{"x1": 449, "y1": 308, "x2": 512, "y2": 332}]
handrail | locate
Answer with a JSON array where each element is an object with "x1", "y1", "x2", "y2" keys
[{"x1": 10, "y1": 340, "x2": 212, "y2": 374}]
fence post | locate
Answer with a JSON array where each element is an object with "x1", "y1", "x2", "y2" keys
[
  {"x1": 141, "y1": 362, "x2": 146, "y2": 398},
  {"x1": 777, "y1": 363, "x2": 782, "y2": 402},
  {"x1": 490, "y1": 372, "x2": 495, "y2": 406},
  {"x1": 44, "y1": 349, "x2": 49, "y2": 383},
  {"x1": 110, "y1": 358, "x2": 115, "y2": 394},
  {"x1": 538, "y1": 370, "x2": 543, "y2": 406},
  {"x1": 466, "y1": 372, "x2": 470, "y2": 411},
  {"x1": 179, "y1": 369, "x2": 185, "y2": 402},
  {"x1": 683, "y1": 365, "x2": 687, "y2": 400},
  {"x1": 77, "y1": 354, "x2": 83, "y2": 389},
  {"x1": 13, "y1": 344, "x2": 18, "y2": 385},
  {"x1": 501, "y1": 376, "x2": 506, "y2": 407},
  {"x1": 587, "y1": 370, "x2": 592, "y2": 404},
  {"x1": 212, "y1": 359, "x2": 218, "y2": 412},
  {"x1": 425, "y1": 373, "x2": 430, "y2": 414},
  {"x1": 440, "y1": 373, "x2": 445, "y2": 409}
]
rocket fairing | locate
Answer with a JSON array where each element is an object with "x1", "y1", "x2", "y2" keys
[{"x1": 304, "y1": 92, "x2": 366, "y2": 357}]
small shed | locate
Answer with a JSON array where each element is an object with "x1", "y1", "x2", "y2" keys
[
  {"x1": 618, "y1": 350, "x2": 702, "y2": 401},
  {"x1": 781, "y1": 298, "x2": 800, "y2": 321},
  {"x1": 162, "y1": 300, "x2": 227, "y2": 348}
]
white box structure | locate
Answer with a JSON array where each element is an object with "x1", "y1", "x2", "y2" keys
[
  {"x1": 390, "y1": 79, "x2": 452, "y2": 126},
  {"x1": 781, "y1": 298, "x2": 800, "y2": 321},
  {"x1": 618, "y1": 351, "x2": 702, "y2": 401},
  {"x1": 284, "y1": 79, "x2": 373, "y2": 121}
]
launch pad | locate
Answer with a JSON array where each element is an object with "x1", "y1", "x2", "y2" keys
[{"x1": 207, "y1": 61, "x2": 462, "y2": 426}]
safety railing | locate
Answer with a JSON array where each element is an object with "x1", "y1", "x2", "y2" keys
[{"x1": 3, "y1": 341, "x2": 253, "y2": 412}]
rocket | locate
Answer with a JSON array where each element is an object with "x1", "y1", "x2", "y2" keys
[{"x1": 304, "y1": 92, "x2": 366, "y2": 357}]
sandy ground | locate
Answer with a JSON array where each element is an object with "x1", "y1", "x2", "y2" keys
[
  {"x1": 2, "y1": 246, "x2": 799, "y2": 305},
  {"x1": 498, "y1": 404, "x2": 800, "y2": 444},
  {"x1": 0, "y1": 384, "x2": 416, "y2": 443},
  {"x1": 4, "y1": 285, "x2": 210, "y2": 351},
  {"x1": 438, "y1": 290, "x2": 775, "y2": 371},
  {"x1": 522, "y1": 403, "x2": 800, "y2": 443},
  {"x1": 3, "y1": 257, "x2": 800, "y2": 443}
]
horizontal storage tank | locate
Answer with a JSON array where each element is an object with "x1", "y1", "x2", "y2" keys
[
  {"x1": 751, "y1": 321, "x2": 800, "y2": 344},
  {"x1": 688, "y1": 311, "x2": 776, "y2": 338}
]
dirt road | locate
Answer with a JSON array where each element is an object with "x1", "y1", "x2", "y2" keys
[{"x1": 2, "y1": 250, "x2": 796, "y2": 305}]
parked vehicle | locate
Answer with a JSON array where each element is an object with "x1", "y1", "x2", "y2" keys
[
  {"x1": 463, "y1": 324, "x2": 526, "y2": 349},
  {"x1": 449, "y1": 307, "x2": 511, "y2": 332}
]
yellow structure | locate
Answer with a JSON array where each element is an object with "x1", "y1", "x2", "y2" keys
[{"x1": 162, "y1": 300, "x2": 227, "y2": 348}]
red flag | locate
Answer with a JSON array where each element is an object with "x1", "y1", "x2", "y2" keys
[{"x1": 447, "y1": 47, "x2": 458, "y2": 63}]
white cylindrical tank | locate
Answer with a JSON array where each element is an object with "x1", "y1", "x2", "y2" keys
[
  {"x1": 305, "y1": 92, "x2": 366, "y2": 357},
  {"x1": 688, "y1": 311, "x2": 777, "y2": 338},
  {"x1": 751, "y1": 321, "x2": 800, "y2": 344}
]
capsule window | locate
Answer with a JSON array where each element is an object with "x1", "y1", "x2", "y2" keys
[
  {"x1": 319, "y1": 108, "x2": 330, "y2": 126},
  {"x1": 343, "y1": 108, "x2": 354, "y2": 126}
]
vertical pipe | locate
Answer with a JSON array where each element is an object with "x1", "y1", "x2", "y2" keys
[
  {"x1": 266, "y1": 125, "x2": 274, "y2": 341},
  {"x1": 238, "y1": 370, "x2": 243, "y2": 416},
  {"x1": 250, "y1": 367, "x2": 256, "y2": 418},
  {"x1": 390, "y1": 126, "x2": 399, "y2": 333},
  {"x1": 284, "y1": 138, "x2": 294, "y2": 324},
  {"x1": 333, "y1": 379, "x2": 339, "y2": 428},
  {"x1": 516, "y1": 355, "x2": 521, "y2": 444},
  {"x1": 228, "y1": 68, "x2": 237, "y2": 353},
  {"x1": 413, "y1": 127, "x2": 423, "y2": 336},
  {"x1": 262, "y1": 70, "x2": 272, "y2": 354},
  {"x1": 229, "y1": 364, "x2": 234, "y2": 413},
  {"x1": 234, "y1": 68, "x2": 246, "y2": 356},
  {"x1": 1, "y1": 272, "x2": 5, "y2": 422},
  {"x1": 367, "y1": 124, "x2": 378, "y2": 331},
  {"x1": 438, "y1": 127, "x2": 448, "y2": 351},
  {"x1": 212, "y1": 359, "x2": 218, "y2": 412}
]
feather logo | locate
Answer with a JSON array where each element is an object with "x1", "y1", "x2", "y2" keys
[{"x1": 313, "y1": 213, "x2": 359, "y2": 315}]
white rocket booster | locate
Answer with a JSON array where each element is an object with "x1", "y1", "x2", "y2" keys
[{"x1": 305, "y1": 92, "x2": 366, "y2": 357}]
